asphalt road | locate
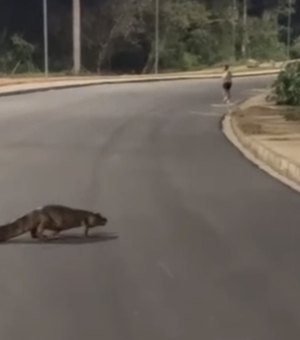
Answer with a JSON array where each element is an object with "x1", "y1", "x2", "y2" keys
[{"x1": 0, "y1": 76, "x2": 300, "y2": 340}]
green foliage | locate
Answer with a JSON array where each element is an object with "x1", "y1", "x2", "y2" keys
[
  {"x1": 247, "y1": 12, "x2": 286, "y2": 61},
  {"x1": 149, "y1": 0, "x2": 220, "y2": 70},
  {"x1": 10, "y1": 34, "x2": 37, "y2": 73},
  {"x1": 1, "y1": 0, "x2": 299, "y2": 74},
  {"x1": 11, "y1": 34, "x2": 35, "y2": 61},
  {"x1": 158, "y1": 1, "x2": 221, "y2": 70},
  {"x1": 277, "y1": 0, "x2": 296, "y2": 16},
  {"x1": 272, "y1": 60, "x2": 300, "y2": 105},
  {"x1": 81, "y1": 0, "x2": 293, "y2": 73},
  {"x1": 291, "y1": 37, "x2": 300, "y2": 58},
  {"x1": 186, "y1": 28, "x2": 219, "y2": 65},
  {"x1": 0, "y1": 32, "x2": 38, "y2": 73}
]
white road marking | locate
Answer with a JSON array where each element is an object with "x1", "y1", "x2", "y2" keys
[
  {"x1": 211, "y1": 103, "x2": 227, "y2": 107},
  {"x1": 211, "y1": 101, "x2": 238, "y2": 108},
  {"x1": 189, "y1": 111, "x2": 221, "y2": 117},
  {"x1": 246, "y1": 88, "x2": 267, "y2": 93}
]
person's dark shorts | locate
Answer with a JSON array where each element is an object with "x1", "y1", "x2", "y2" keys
[{"x1": 223, "y1": 82, "x2": 232, "y2": 91}]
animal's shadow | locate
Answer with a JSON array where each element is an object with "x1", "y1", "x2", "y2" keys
[{"x1": 5, "y1": 232, "x2": 119, "y2": 245}]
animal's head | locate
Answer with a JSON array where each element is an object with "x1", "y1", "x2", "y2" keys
[{"x1": 87, "y1": 212, "x2": 108, "y2": 227}]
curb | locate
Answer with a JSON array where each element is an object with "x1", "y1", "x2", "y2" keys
[
  {"x1": 0, "y1": 69, "x2": 280, "y2": 97},
  {"x1": 222, "y1": 98, "x2": 300, "y2": 194}
]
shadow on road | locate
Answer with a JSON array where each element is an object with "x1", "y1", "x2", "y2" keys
[{"x1": 3, "y1": 232, "x2": 119, "y2": 245}]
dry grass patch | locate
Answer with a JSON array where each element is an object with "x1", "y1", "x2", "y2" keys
[{"x1": 234, "y1": 105, "x2": 300, "y2": 136}]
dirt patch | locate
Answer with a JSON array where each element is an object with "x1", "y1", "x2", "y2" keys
[
  {"x1": 283, "y1": 109, "x2": 300, "y2": 121},
  {"x1": 238, "y1": 121, "x2": 264, "y2": 135},
  {"x1": 234, "y1": 105, "x2": 300, "y2": 136}
]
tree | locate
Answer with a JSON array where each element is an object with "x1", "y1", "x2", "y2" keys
[
  {"x1": 0, "y1": 32, "x2": 37, "y2": 73},
  {"x1": 82, "y1": 0, "x2": 149, "y2": 73},
  {"x1": 157, "y1": 0, "x2": 214, "y2": 70},
  {"x1": 247, "y1": 11, "x2": 285, "y2": 61},
  {"x1": 0, "y1": 0, "x2": 300, "y2": 74},
  {"x1": 277, "y1": 0, "x2": 296, "y2": 58}
]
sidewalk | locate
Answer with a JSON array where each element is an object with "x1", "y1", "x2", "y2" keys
[
  {"x1": 223, "y1": 93, "x2": 300, "y2": 193},
  {"x1": 0, "y1": 67, "x2": 280, "y2": 97}
]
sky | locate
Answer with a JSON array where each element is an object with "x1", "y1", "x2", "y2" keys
[{"x1": 0, "y1": 0, "x2": 47, "y2": 41}]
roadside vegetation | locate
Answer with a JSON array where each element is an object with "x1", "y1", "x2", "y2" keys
[
  {"x1": 0, "y1": 0, "x2": 298, "y2": 75},
  {"x1": 272, "y1": 60, "x2": 300, "y2": 107}
]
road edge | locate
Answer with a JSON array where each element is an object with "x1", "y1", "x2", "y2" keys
[
  {"x1": 0, "y1": 69, "x2": 280, "y2": 97},
  {"x1": 221, "y1": 96, "x2": 300, "y2": 194}
]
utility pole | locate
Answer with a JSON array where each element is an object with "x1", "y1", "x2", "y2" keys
[
  {"x1": 287, "y1": 0, "x2": 292, "y2": 59},
  {"x1": 241, "y1": 0, "x2": 248, "y2": 59},
  {"x1": 43, "y1": 0, "x2": 49, "y2": 76},
  {"x1": 154, "y1": 0, "x2": 159, "y2": 74},
  {"x1": 232, "y1": 0, "x2": 238, "y2": 61},
  {"x1": 73, "y1": 0, "x2": 81, "y2": 74}
]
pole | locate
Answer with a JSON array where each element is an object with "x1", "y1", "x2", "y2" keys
[
  {"x1": 241, "y1": 0, "x2": 247, "y2": 59},
  {"x1": 43, "y1": 0, "x2": 49, "y2": 76},
  {"x1": 232, "y1": 0, "x2": 237, "y2": 61},
  {"x1": 287, "y1": 0, "x2": 292, "y2": 59},
  {"x1": 154, "y1": 0, "x2": 159, "y2": 74},
  {"x1": 73, "y1": 0, "x2": 81, "y2": 74}
]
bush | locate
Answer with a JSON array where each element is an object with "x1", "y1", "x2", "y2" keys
[
  {"x1": 247, "y1": 59, "x2": 259, "y2": 68},
  {"x1": 247, "y1": 13, "x2": 286, "y2": 61},
  {"x1": 291, "y1": 37, "x2": 300, "y2": 59},
  {"x1": 272, "y1": 60, "x2": 300, "y2": 105},
  {"x1": 0, "y1": 33, "x2": 38, "y2": 73},
  {"x1": 181, "y1": 52, "x2": 200, "y2": 70}
]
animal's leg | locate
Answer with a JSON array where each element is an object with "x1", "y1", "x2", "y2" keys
[
  {"x1": 30, "y1": 228, "x2": 38, "y2": 239},
  {"x1": 84, "y1": 225, "x2": 89, "y2": 238},
  {"x1": 36, "y1": 222, "x2": 49, "y2": 241},
  {"x1": 49, "y1": 230, "x2": 60, "y2": 240},
  {"x1": 81, "y1": 218, "x2": 90, "y2": 238}
]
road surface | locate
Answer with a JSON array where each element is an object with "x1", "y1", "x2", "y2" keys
[{"x1": 0, "y1": 76, "x2": 300, "y2": 340}]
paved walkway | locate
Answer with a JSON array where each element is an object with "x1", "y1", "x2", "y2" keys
[{"x1": 0, "y1": 67, "x2": 280, "y2": 96}]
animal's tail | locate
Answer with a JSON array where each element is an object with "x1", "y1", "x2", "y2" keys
[{"x1": 0, "y1": 212, "x2": 38, "y2": 242}]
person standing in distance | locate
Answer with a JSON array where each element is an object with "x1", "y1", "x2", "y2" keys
[{"x1": 222, "y1": 64, "x2": 232, "y2": 103}]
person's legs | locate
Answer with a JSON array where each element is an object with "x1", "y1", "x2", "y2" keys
[
  {"x1": 223, "y1": 82, "x2": 232, "y2": 103},
  {"x1": 228, "y1": 82, "x2": 232, "y2": 101},
  {"x1": 223, "y1": 83, "x2": 229, "y2": 102},
  {"x1": 222, "y1": 83, "x2": 227, "y2": 102}
]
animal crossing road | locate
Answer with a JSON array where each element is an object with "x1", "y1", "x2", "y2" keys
[{"x1": 0, "y1": 75, "x2": 299, "y2": 340}]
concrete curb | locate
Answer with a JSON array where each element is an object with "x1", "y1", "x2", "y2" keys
[
  {"x1": 0, "y1": 69, "x2": 280, "y2": 97},
  {"x1": 222, "y1": 97, "x2": 300, "y2": 194}
]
